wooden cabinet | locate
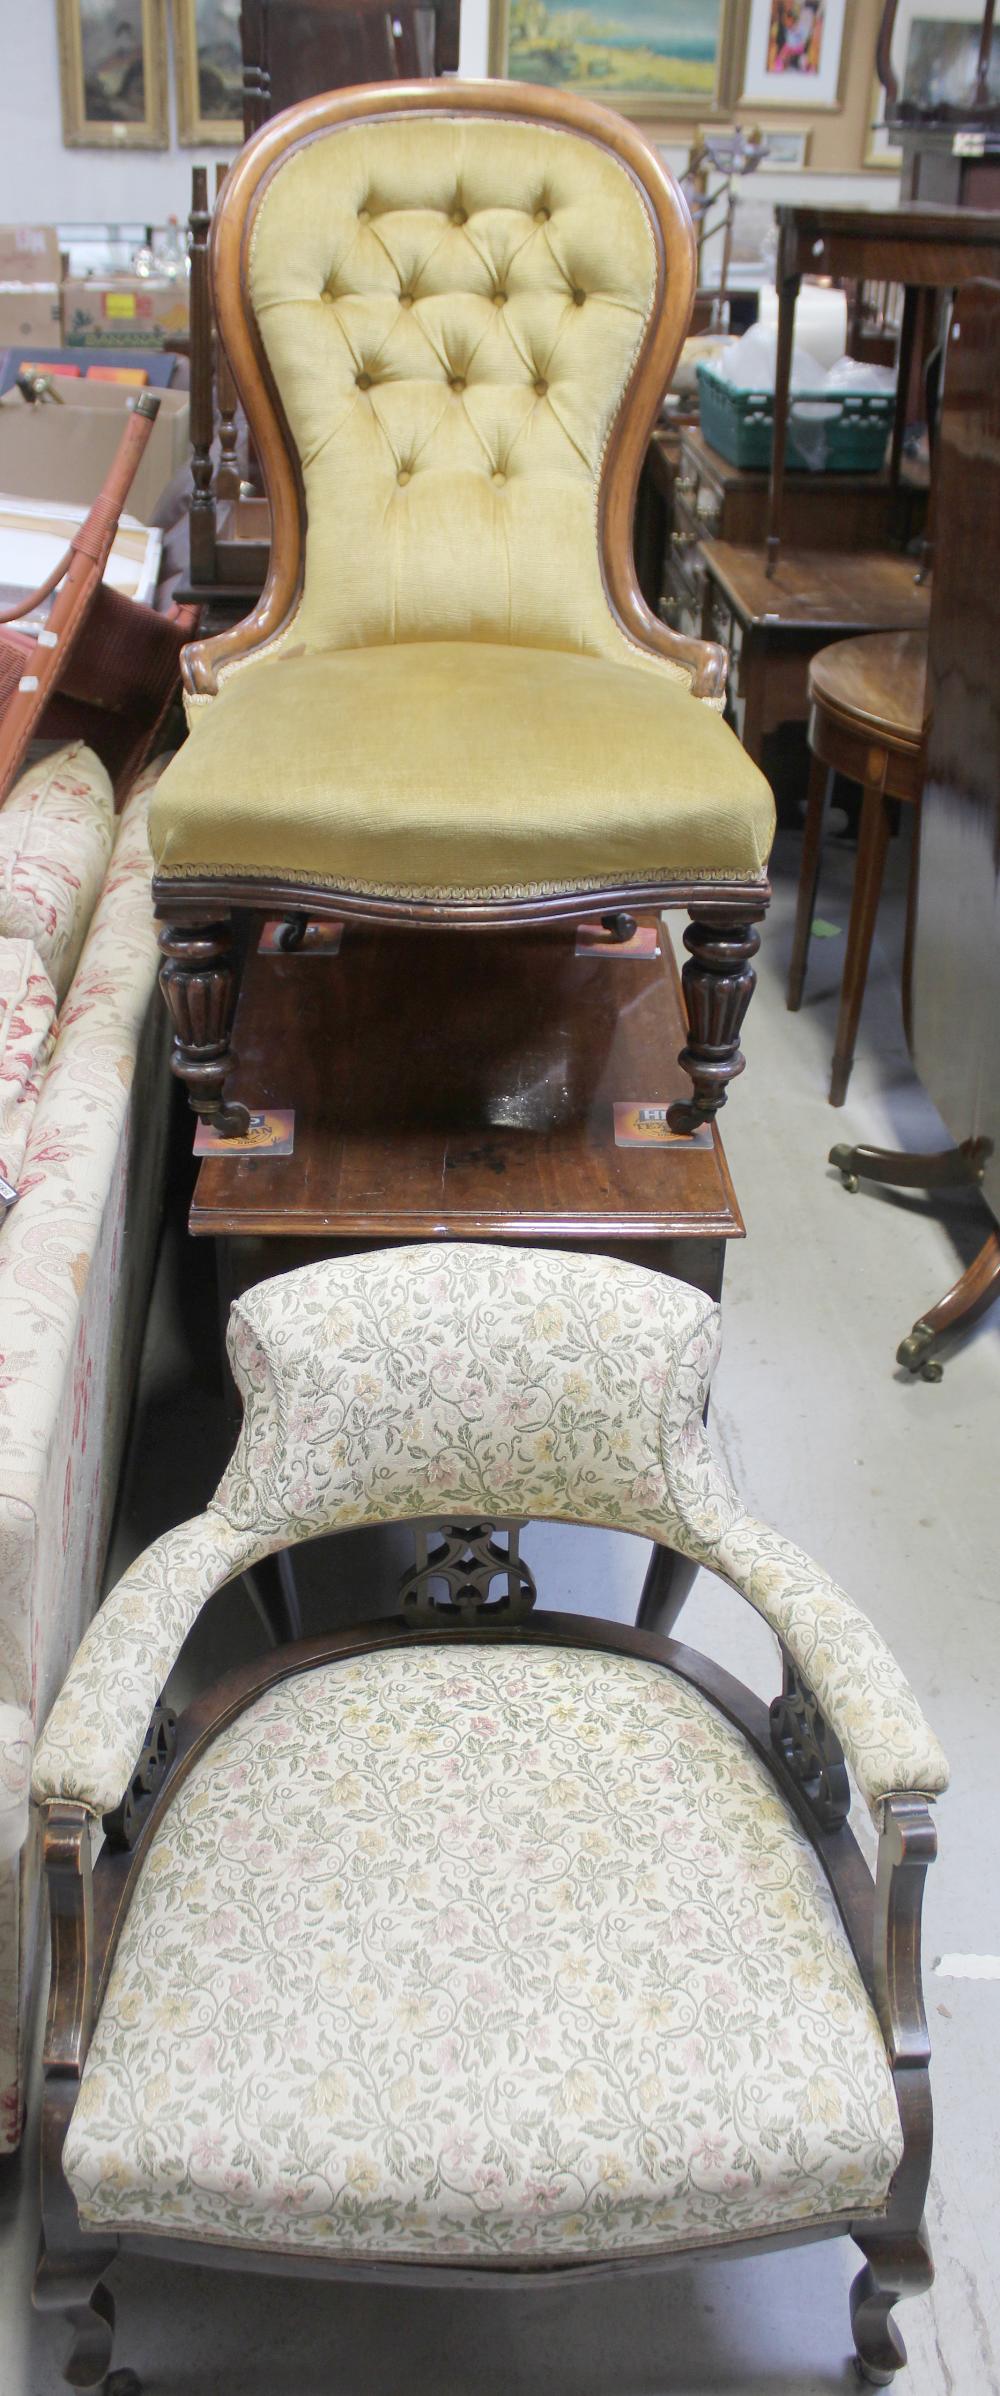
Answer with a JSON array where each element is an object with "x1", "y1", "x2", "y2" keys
[{"x1": 649, "y1": 424, "x2": 928, "y2": 642}]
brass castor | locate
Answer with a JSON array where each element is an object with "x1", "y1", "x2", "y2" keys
[
  {"x1": 276, "y1": 912, "x2": 309, "y2": 952},
  {"x1": 897, "y1": 1322, "x2": 943, "y2": 1383},
  {"x1": 829, "y1": 1142, "x2": 860, "y2": 1192},
  {"x1": 854, "y1": 2359, "x2": 898, "y2": 2389}
]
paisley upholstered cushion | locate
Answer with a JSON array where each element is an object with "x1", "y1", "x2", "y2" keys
[
  {"x1": 0, "y1": 742, "x2": 114, "y2": 1002},
  {"x1": 0, "y1": 937, "x2": 57, "y2": 1193},
  {"x1": 149, "y1": 642, "x2": 774, "y2": 893},
  {"x1": 64, "y1": 1643, "x2": 903, "y2": 2261}
]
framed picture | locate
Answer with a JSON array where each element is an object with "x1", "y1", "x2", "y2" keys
[
  {"x1": 877, "y1": 0, "x2": 1000, "y2": 119},
  {"x1": 762, "y1": 124, "x2": 812, "y2": 162},
  {"x1": 488, "y1": 0, "x2": 745, "y2": 120},
  {"x1": 173, "y1": 0, "x2": 244, "y2": 143},
  {"x1": 738, "y1": 0, "x2": 848, "y2": 108},
  {"x1": 57, "y1": 0, "x2": 168, "y2": 148}
]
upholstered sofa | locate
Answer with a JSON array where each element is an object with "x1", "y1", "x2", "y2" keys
[{"x1": 0, "y1": 741, "x2": 170, "y2": 2150}]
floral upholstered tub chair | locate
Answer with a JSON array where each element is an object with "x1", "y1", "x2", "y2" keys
[
  {"x1": 149, "y1": 80, "x2": 774, "y2": 1143},
  {"x1": 32, "y1": 1244, "x2": 947, "y2": 2391}
]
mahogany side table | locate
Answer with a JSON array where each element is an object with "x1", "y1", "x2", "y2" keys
[
  {"x1": 788, "y1": 628, "x2": 927, "y2": 1107},
  {"x1": 190, "y1": 917, "x2": 746, "y2": 1640}
]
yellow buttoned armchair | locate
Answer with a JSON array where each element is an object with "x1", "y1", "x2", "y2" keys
[{"x1": 151, "y1": 80, "x2": 774, "y2": 1138}]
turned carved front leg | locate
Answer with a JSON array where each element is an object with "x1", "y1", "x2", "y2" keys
[
  {"x1": 668, "y1": 911, "x2": 764, "y2": 1134},
  {"x1": 157, "y1": 915, "x2": 251, "y2": 1138}
]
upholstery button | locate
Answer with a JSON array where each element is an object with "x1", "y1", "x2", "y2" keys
[
  {"x1": 494, "y1": 290, "x2": 507, "y2": 306},
  {"x1": 400, "y1": 292, "x2": 414, "y2": 308},
  {"x1": 356, "y1": 371, "x2": 373, "y2": 390},
  {"x1": 358, "y1": 207, "x2": 370, "y2": 224},
  {"x1": 452, "y1": 206, "x2": 467, "y2": 226},
  {"x1": 572, "y1": 289, "x2": 586, "y2": 307},
  {"x1": 534, "y1": 378, "x2": 548, "y2": 396},
  {"x1": 492, "y1": 469, "x2": 506, "y2": 484},
  {"x1": 450, "y1": 375, "x2": 466, "y2": 392},
  {"x1": 535, "y1": 206, "x2": 550, "y2": 223},
  {"x1": 397, "y1": 469, "x2": 412, "y2": 486}
]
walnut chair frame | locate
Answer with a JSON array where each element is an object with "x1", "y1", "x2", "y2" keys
[
  {"x1": 31, "y1": 1245, "x2": 945, "y2": 2391},
  {"x1": 154, "y1": 80, "x2": 770, "y2": 1141}
]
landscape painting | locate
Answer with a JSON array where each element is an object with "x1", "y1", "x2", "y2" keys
[
  {"x1": 494, "y1": 0, "x2": 734, "y2": 116},
  {"x1": 57, "y1": 0, "x2": 168, "y2": 146},
  {"x1": 174, "y1": 0, "x2": 244, "y2": 144}
]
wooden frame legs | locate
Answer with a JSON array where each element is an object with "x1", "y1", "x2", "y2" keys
[
  {"x1": 668, "y1": 910, "x2": 765, "y2": 1134},
  {"x1": 829, "y1": 779, "x2": 894, "y2": 1109},
  {"x1": 157, "y1": 915, "x2": 251, "y2": 1139},
  {"x1": 34, "y1": 2242, "x2": 139, "y2": 2394},
  {"x1": 787, "y1": 755, "x2": 833, "y2": 1013},
  {"x1": 155, "y1": 897, "x2": 770, "y2": 1143},
  {"x1": 851, "y1": 2223, "x2": 934, "y2": 2385},
  {"x1": 829, "y1": 1138, "x2": 999, "y2": 1379}
]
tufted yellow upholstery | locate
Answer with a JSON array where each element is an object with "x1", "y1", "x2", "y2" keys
[
  {"x1": 244, "y1": 114, "x2": 669, "y2": 668},
  {"x1": 151, "y1": 643, "x2": 774, "y2": 892},
  {"x1": 153, "y1": 97, "x2": 776, "y2": 901}
]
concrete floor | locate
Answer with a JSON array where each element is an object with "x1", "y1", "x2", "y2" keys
[{"x1": 1, "y1": 813, "x2": 997, "y2": 2395}]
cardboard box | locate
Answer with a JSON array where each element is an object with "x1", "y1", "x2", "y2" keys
[
  {"x1": 0, "y1": 227, "x2": 62, "y2": 285},
  {"x1": 0, "y1": 285, "x2": 61, "y2": 348},
  {"x1": 62, "y1": 276, "x2": 189, "y2": 352},
  {"x1": 0, "y1": 381, "x2": 189, "y2": 525}
]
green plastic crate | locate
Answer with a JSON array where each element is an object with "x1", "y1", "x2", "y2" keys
[{"x1": 696, "y1": 361, "x2": 894, "y2": 474}]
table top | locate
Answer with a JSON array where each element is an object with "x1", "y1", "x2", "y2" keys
[
  {"x1": 775, "y1": 201, "x2": 1000, "y2": 241},
  {"x1": 701, "y1": 540, "x2": 933, "y2": 634},
  {"x1": 190, "y1": 919, "x2": 744, "y2": 1247},
  {"x1": 808, "y1": 629, "x2": 928, "y2": 749},
  {"x1": 774, "y1": 203, "x2": 1000, "y2": 284}
]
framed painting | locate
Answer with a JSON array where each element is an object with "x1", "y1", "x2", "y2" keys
[
  {"x1": 738, "y1": 0, "x2": 848, "y2": 108},
  {"x1": 488, "y1": 0, "x2": 745, "y2": 120},
  {"x1": 57, "y1": 0, "x2": 168, "y2": 148},
  {"x1": 878, "y1": 0, "x2": 1000, "y2": 116},
  {"x1": 173, "y1": 0, "x2": 244, "y2": 144}
]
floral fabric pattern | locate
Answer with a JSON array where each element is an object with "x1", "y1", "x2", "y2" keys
[
  {"x1": 34, "y1": 1244, "x2": 948, "y2": 1823},
  {"x1": 0, "y1": 743, "x2": 114, "y2": 1004},
  {"x1": 65, "y1": 1643, "x2": 904, "y2": 2260},
  {"x1": 0, "y1": 939, "x2": 57, "y2": 1193},
  {"x1": 0, "y1": 755, "x2": 172, "y2": 2150}
]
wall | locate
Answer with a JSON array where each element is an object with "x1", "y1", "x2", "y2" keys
[
  {"x1": 0, "y1": 5, "x2": 236, "y2": 227},
  {"x1": 0, "y1": 0, "x2": 895, "y2": 231}
]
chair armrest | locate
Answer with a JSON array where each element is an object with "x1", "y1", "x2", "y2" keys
[
  {"x1": 711, "y1": 1514, "x2": 949, "y2": 1819},
  {"x1": 31, "y1": 1510, "x2": 259, "y2": 1817}
]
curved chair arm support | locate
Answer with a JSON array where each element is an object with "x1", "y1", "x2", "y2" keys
[
  {"x1": 32, "y1": 1247, "x2": 947, "y2": 1826},
  {"x1": 874, "y1": 1795, "x2": 936, "y2": 2068},
  {"x1": 32, "y1": 1512, "x2": 262, "y2": 1818}
]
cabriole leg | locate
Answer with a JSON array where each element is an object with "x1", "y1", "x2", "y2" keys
[
  {"x1": 850, "y1": 2224, "x2": 933, "y2": 2384},
  {"x1": 157, "y1": 915, "x2": 250, "y2": 1139},
  {"x1": 668, "y1": 913, "x2": 763, "y2": 1134},
  {"x1": 33, "y1": 2241, "x2": 139, "y2": 2393}
]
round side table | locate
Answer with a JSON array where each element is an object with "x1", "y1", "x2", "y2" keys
[{"x1": 786, "y1": 629, "x2": 927, "y2": 1106}]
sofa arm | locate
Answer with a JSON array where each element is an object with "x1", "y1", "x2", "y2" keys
[
  {"x1": 0, "y1": 1706, "x2": 33, "y2": 1862},
  {"x1": 712, "y1": 1515, "x2": 949, "y2": 1818},
  {"x1": 31, "y1": 1510, "x2": 260, "y2": 1817}
]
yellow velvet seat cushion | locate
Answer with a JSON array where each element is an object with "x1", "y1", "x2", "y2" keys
[{"x1": 151, "y1": 645, "x2": 774, "y2": 896}]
